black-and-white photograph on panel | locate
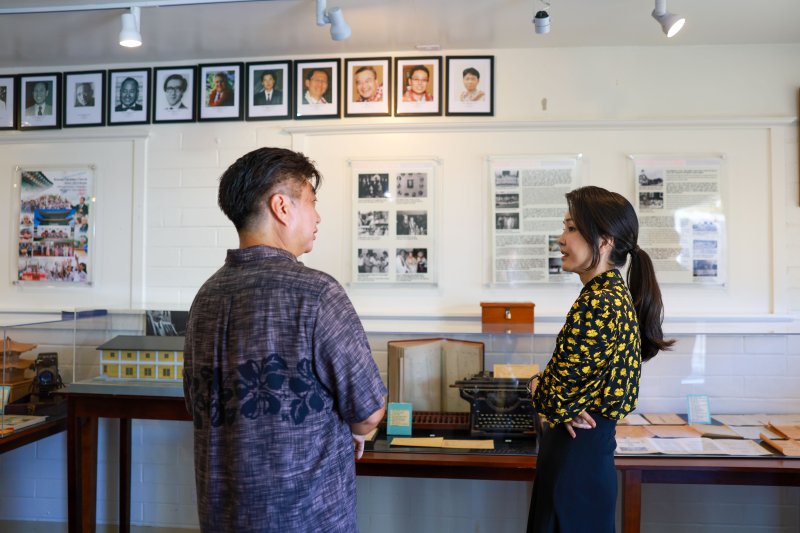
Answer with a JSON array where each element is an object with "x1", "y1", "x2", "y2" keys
[
  {"x1": 488, "y1": 155, "x2": 581, "y2": 285},
  {"x1": 351, "y1": 160, "x2": 437, "y2": 285}
]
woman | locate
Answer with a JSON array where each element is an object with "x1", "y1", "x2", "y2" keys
[{"x1": 528, "y1": 186, "x2": 673, "y2": 532}]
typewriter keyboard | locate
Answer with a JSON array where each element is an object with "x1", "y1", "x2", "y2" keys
[{"x1": 475, "y1": 412, "x2": 536, "y2": 431}]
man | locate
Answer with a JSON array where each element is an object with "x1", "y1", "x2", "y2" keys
[
  {"x1": 402, "y1": 65, "x2": 433, "y2": 102},
  {"x1": 353, "y1": 65, "x2": 383, "y2": 102},
  {"x1": 115, "y1": 77, "x2": 142, "y2": 112},
  {"x1": 207, "y1": 72, "x2": 233, "y2": 106},
  {"x1": 75, "y1": 82, "x2": 95, "y2": 107},
  {"x1": 302, "y1": 68, "x2": 329, "y2": 104},
  {"x1": 253, "y1": 71, "x2": 282, "y2": 105},
  {"x1": 183, "y1": 147, "x2": 385, "y2": 533},
  {"x1": 163, "y1": 74, "x2": 188, "y2": 110},
  {"x1": 25, "y1": 81, "x2": 53, "y2": 116},
  {"x1": 458, "y1": 67, "x2": 485, "y2": 102}
]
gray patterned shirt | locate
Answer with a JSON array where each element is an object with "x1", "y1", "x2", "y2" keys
[{"x1": 184, "y1": 245, "x2": 386, "y2": 532}]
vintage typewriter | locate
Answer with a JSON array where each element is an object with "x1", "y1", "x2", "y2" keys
[{"x1": 453, "y1": 371, "x2": 539, "y2": 439}]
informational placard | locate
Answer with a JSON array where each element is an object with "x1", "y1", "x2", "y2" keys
[
  {"x1": 14, "y1": 166, "x2": 94, "y2": 285},
  {"x1": 488, "y1": 155, "x2": 581, "y2": 284},
  {"x1": 632, "y1": 156, "x2": 726, "y2": 285},
  {"x1": 351, "y1": 159, "x2": 437, "y2": 284}
]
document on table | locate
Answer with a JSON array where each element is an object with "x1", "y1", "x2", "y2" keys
[
  {"x1": 615, "y1": 437, "x2": 660, "y2": 455},
  {"x1": 643, "y1": 413, "x2": 686, "y2": 425},
  {"x1": 713, "y1": 414, "x2": 771, "y2": 426},
  {"x1": 618, "y1": 413, "x2": 649, "y2": 425},
  {"x1": 730, "y1": 425, "x2": 783, "y2": 440},
  {"x1": 651, "y1": 438, "x2": 722, "y2": 455},
  {"x1": 712, "y1": 439, "x2": 772, "y2": 456}
]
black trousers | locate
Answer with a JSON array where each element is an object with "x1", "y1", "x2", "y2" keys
[{"x1": 527, "y1": 413, "x2": 617, "y2": 533}]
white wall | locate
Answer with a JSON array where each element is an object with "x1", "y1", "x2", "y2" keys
[{"x1": 0, "y1": 43, "x2": 799, "y2": 531}]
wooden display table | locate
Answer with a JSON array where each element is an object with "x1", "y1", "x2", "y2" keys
[{"x1": 65, "y1": 384, "x2": 800, "y2": 533}]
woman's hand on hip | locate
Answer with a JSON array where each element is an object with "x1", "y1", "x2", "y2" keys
[{"x1": 565, "y1": 411, "x2": 596, "y2": 438}]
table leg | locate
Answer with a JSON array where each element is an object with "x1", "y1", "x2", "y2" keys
[
  {"x1": 621, "y1": 469, "x2": 642, "y2": 533},
  {"x1": 67, "y1": 400, "x2": 98, "y2": 533},
  {"x1": 120, "y1": 418, "x2": 132, "y2": 533}
]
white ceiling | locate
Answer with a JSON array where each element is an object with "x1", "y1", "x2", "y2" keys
[{"x1": 0, "y1": 0, "x2": 799, "y2": 69}]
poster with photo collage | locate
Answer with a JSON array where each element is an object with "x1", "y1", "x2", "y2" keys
[
  {"x1": 489, "y1": 155, "x2": 581, "y2": 284},
  {"x1": 14, "y1": 166, "x2": 93, "y2": 285},
  {"x1": 352, "y1": 160, "x2": 436, "y2": 284}
]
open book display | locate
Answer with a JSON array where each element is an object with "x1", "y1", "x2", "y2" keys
[{"x1": 388, "y1": 338, "x2": 484, "y2": 413}]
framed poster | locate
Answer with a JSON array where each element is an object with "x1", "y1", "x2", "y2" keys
[
  {"x1": 445, "y1": 55, "x2": 494, "y2": 116},
  {"x1": 631, "y1": 154, "x2": 727, "y2": 286},
  {"x1": 63, "y1": 70, "x2": 105, "y2": 127},
  {"x1": 351, "y1": 159, "x2": 438, "y2": 285},
  {"x1": 108, "y1": 68, "x2": 150, "y2": 125},
  {"x1": 14, "y1": 166, "x2": 94, "y2": 285},
  {"x1": 488, "y1": 155, "x2": 582, "y2": 285},
  {"x1": 344, "y1": 57, "x2": 391, "y2": 117},
  {"x1": 0, "y1": 76, "x2": 16, "y2": 130},
  {"x1": 153, "y1": 66, "x2": 196, "y2": 123},
  {"x1": 394, "y1": 57, "x2": 441, "y2": 116},
  {"x1": 246, "y1": 61, "x2": 291, "y2": 120},
  {"x1": 198, "y1": 63, "x2": 243, "y2": 121},
  {"x1": 19, "y1": 73, "x2": 62, "y2": 130},
  {"x1": 294, "y1": 58, "x2": 340, "y2": 119}
]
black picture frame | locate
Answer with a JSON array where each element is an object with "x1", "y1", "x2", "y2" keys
[
  {"x1": 246, "y1": 61, "x2": 292, "y2": 121},
  {"x1": 0, "y1": 76, "x2": 16, "y2": 130},
  {"x1": 344, "y1": 57, "x2": 392, "y2": 118},
  {"x1": 294, "y1": 58, "x2": 340, "y2": 120},
  {"x1": 394, "y1": 57, "x2": 442, "y2": 117},
  {"x1": 18, "y1": 72, "x2": 62, "y2": 130},
  {"x1": 198, "y1": 63, "x2": 244, "y2": 122},
  {"x1": 445, "y1": 56, "x2": 494, "y2": 117},
  {"x1": 63, "y1": 70, "x2": 106, "y2": 128},
  {"x1": 153, "y1": 66, "x2": 197, "y2": 123},
  {"x1": 108, "y1": 68, "x2": 151, "y2": 126}
]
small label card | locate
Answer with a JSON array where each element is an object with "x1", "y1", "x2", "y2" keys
[
  {"x1": 687, "y1": 394, "x2": 712, "y2": 425},
  {"x1": 387, "y1": 402, "x2": 412, "y2": 436}
]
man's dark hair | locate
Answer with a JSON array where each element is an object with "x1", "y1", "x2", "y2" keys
[
  {"x1": 218, "y1": 147, "x2": 322, "y2": 231},
  {"x1": 304, "y1": 68, "x2": 329, "y2": 82},
  {"x1": 164, "y1": 74, "x2": 188, "y2": 92},
  {"x1": 462, "y1": 67, "x2": 480, "y2": 79}
]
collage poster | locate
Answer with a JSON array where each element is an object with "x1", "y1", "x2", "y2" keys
[
  {"x1": 633, "y1": 156, "x2": 726, "y2": 285},
  {"x1": 16, "y1": 167, "x2": 93, "y2": 285},
  {"x1": 489, "y1": 155, "x2": 581, "y2": 284},
  {"x1": 352, "y1": 160, "x2": 436, "y2": 284}
]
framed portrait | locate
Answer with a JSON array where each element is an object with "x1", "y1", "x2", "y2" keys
[
  {"x1": 108, "y1": 68, "x2": 150, "y2": 125},
  {"x1": 198, "y1": 63, "x2": 243, "y2": 121},
  {"x1": 294, "y1": 58, "x2": 340, "y2": 120},
  {"x1": 394, "y1": 57, "x2": 441, "y2": 117},
  {"x1": 63, "y1": 71, "x2": 105, "y2": 127},
  {"x1": 344, "y1": 57, "x2": 391, "y2": 117},
  {"x1": 246, "y1": 61, "x2": 291, "y2": 121},
  {"x1": 153, "y1": 66, "x2": 196, "y2": 123},
  {"x1": 0, "y1": 76, "x2": 16, "y2": 130},
  {"x1": 445, "y1": 56, "x2": 494, "y2": 116},
  {"x1": 19, "y1": 73, "x2": 62, "y2": 130}
]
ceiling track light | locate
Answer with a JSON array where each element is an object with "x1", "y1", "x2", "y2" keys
[
  {"x1": 316, "y1": 0, "x2": 351, "y2": 41},
  {"x1": 119, "y1": 6, "x2": 142, "y2": 48},
  {"x1": 652, "y1": 0, "x2": 685, "y2": 38},
  {"x1": 532, "y1": 0, "x2": 550, "y2": 35}
]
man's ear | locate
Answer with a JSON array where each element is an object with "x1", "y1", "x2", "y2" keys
[{"x1": 268, "y1": 193, "x2": 291, "y2": 225}]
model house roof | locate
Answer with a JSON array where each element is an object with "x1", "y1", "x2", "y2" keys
[{"x1": 97, "y1": 335, "x2": 185, "y2": 352}]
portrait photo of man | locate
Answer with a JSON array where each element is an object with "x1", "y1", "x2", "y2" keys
[
  {"x1": 164, "y1": 74, "x2": 188, "y2": 110},
  {"x1": 25, "y1": 81, "x2": 53, "y2": 116},
  {"x1": 246, "y1": 62, "x2": 289, "y2": 120},
  {"x1": 199, "y1": 63, "x2": 242, "y2": 121},
  {"x1": 75, "y1": 82, "x2": 95, "y2": 107},
  {"x1": 253, "y1": 70, "x2": 282, "y2": 105},
  {"x1": 153, "y1": 67, "x2": 194, "y2": 123},
  {"x1": 294, "y1": 59, "x2": 339, "y2": 119},
  {"x1": 395, "y1": 57, "x2": 441, "y2": 116},
  {"x1": 208, "y1": 71, "x2": 234, "y2": 107},
  {"x1": 108, "y1": 69, "x2": 149, "y2": 125},
  {"x1": 115, "y1": 77, "x2": 142, "y2": 112}
]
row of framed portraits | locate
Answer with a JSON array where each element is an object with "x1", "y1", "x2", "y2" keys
[{"x1": 1, "y1": 55, "x2": 494, "y2": 130}]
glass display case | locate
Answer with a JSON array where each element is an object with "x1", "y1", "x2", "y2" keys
[{"x1": 0, "y1": 308, "x2": 110, "y2": 437}]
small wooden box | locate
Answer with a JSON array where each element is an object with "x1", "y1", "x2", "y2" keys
[{"x1": 480, "y1": 302, "x2": 534, "y2": 333}]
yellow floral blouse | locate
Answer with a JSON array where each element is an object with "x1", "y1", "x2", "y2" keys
[{"x1": 533, "y1": 269, "x2": 641, "y2": 425}]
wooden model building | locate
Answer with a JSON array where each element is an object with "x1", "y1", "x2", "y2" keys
[
  {"x1": 98, "y1": 335, "x2": 184, "y2": 381},
  {"x1": 1, "y1": 337, "x2": 36, "y2": 402}
]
